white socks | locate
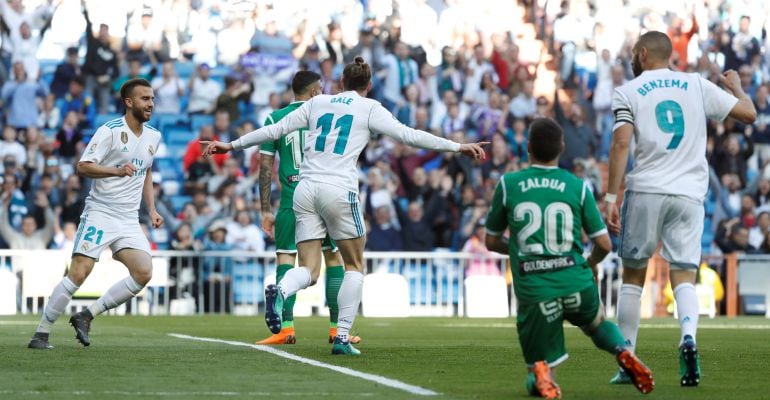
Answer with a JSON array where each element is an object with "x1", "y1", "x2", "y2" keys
[
  {"x1": 674, "y1": 282, "x2": 699, "y2": 344},
  {"x1": 336, "y1": 271, "x2": 364, "y2": 342},
  {"x1": 277, "y1": 267, "x2": 312, "y2": 299},
  {"x1": 88, "y1": 276, "x2": 144, "y2": 317},
  {"x1": 36, "y1": 277, "x2": 79, "y2": 333},
  {"x1": 617, "y1": 283, "x2": 643, "y2": 354}
]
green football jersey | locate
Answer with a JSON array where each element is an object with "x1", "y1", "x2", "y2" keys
[
  {"x1": 259, "y1": 101, "x2": 306, "y2": 209},
  {"x1": 485, "y1": 165, "x2": 608, "y2": 304}
]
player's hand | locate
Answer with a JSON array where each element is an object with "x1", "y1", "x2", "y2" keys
[
  {"x1": 115, "y1": 163, "x2": 138, "y2": 177},
  {"x1": 459, "y1": 142, "x2": 489, "y2": 160},
  {"x1": 719, "y1": 70, "x2": 742, "y2": 94},
  {"x1": 261, "y1": 211, "x2": 275, "y2": 238},
  {"x1": 149, "y1": 210, "x2": 164, "y2": 228},
  {"x1": 201, "y1": 140, "x2": 233, "y2": 156},
  {"x1": 606, "y1": 201, "x2": 621, "y2": 235}
]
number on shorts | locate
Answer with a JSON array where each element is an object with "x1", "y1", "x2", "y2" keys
[
  {"x1": 315, "y1": 113, "x2": 354, "y2": 155},
  {"x1": 514, "y1": 201, "x2": 574, "y2": 255},
  {"x1": 655, "y1": 100, "x2": 685, "y2": 150},
  {"x1": 83, "y1": 226, "x2": 104, "y2": 245}
]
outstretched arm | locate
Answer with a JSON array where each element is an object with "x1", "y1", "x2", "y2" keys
[{"x1": 369, "y1": 103, "x2": 486, "y2": 159}]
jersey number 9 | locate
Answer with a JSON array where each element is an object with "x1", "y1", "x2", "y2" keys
[{"x1": 655, "y1": 100, "x2": 685, "y2": 150}]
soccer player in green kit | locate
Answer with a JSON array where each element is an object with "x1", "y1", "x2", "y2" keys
[
  {"x1": 484, "y1": 118, "x2": 654, "y2": 398},
  {"x1": 256, "y1": 70, "x2": 359, "y2": 345}
]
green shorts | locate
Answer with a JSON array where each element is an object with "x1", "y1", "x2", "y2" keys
[
  {"x1": 274, "y1": 207, "x2": 336, "y2": 253},
  {"x1": 516, "y1": 283, "x2": 601, "y2": 367}
]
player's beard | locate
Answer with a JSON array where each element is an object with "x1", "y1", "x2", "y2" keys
[
  {"x1": 632, "y1": 53, "x2": 643, "y2": 77},
  {"x1": 132, "y1": 106, "x2": 151, "y2": 123}
]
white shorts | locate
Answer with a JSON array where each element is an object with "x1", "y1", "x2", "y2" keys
[
  {"x1": 72, "y1": 208, "x2": 151, "y2": 260},
  {"x1": 293, "y1": 180, "x2": 365, "y2": 243},
  {"x1": 618, "y1": 191, "x2": 703, "y2": 269}
]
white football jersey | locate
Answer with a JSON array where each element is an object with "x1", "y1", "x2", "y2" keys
[
  {"x1": 233, "y1": 90, "x2": 460, "y2": 193},
  {"x1": 612, "y1": 68, "x2": 738, "y2": 201},
  {"x1": 79, "y1": 117, "x2": 162, "y2": 217}
]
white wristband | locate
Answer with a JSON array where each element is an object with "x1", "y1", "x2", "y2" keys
[{"x1": 604, "y1": 193, "x2": 617, "y2": 204}]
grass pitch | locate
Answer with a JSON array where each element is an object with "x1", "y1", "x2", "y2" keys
[{"x1": 1, "y1": 315, "x2": 767, "y2": 399}]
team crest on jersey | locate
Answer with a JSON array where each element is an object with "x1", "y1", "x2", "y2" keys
[
  {"x1": 148, "y1": 145, "x2": 154, "y2": 155},
  {"x1": 121, "y1": 132, "x2": 128, "y2": 144},
  {"x1": 81, "y1": 242, "x2": 89, "y2": 251},
  {"x1": 88, "y1": 143, "x2": 97, "y2": 154}
]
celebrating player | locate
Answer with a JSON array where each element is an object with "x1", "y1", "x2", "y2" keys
[
  {"x1": 203, "y1": 57, "x2": 486, "y2": 355},
  {"x1": 606, "y1": 31, "x2": 756, "y2": 386},
  {"x1": 485, "y1": 118, "x2": 654, "y2": 399},
  {"x1": 28, "y1": 78, "x2": 164, "y2": 349},
  {"x1": 256, "y1": 70, "x2": 359, "y2": 345}
]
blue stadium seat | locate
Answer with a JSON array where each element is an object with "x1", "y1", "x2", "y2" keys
[
  {"x1": 191, "y1": 114, "x2": 214, "y2": 133},
  {"x1": 175, "y1": 62, "x2": 196, "y2": 79},
  {"x1": 153, "y1": 114, "x2": 189, "y2": 132},
  {"x1": 167, "y1": 142, "x2": 188, "y2": 159},
  {"x1": 154, "y1": 157, "x2": 183, "y2": 181},
  {"x1": 169, "y1": 195, "x2": 192, "y2": 213},
  {"x1": 232, "y1": 262, "x2": 264, "y2": 304},
  {"x1": 165, "y1": 126, "x2": 195, "y2": 147}
]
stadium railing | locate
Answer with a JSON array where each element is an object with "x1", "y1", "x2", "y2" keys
[{"x1": 3, "y1": 250, "x2": 765, "y2": 318}]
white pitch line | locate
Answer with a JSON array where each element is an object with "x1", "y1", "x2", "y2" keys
[{"x1": 169, "y1": 333, "x2": 440, "y2": 396}]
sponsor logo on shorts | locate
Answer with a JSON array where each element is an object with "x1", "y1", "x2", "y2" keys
[
  {"x1": 519, "y1": 256, "x2": 576, "y2": 275},
  {"x1": 287, "y1": 174, "x2": 299, "y2": 183},
  {"x1": 121, "y1": 131, "x2": 128, "y2": 144}
]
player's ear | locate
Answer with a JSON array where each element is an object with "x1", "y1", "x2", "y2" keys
[{"x1": 366, "y1": 81, "x2": 373, "y2": 93}]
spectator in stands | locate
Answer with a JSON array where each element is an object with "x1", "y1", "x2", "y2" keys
[
  {"x1": 187, "y1": 63, "x2": 221, "y2": 115},
  {"x1": 752, "y1": 85, "x2": 770, "y2": 168},
  {"x1": 151, "y1": 61, "x2": 185, "y2": 115},
  {"x1": 507, "y1": 118, "x2": 528, "y2": 162},
  {"x1": 10, "y1": 17, "x2": 53, "y2": 84},
  {"x1": 668, "y1": 14, "x2": 699, "y2": 71},
  {"x1": 126, "y1": 7, "x2": 163, "y2": 64},
  {"x1": 58, "y1": 75, "x2": 95, "y2": 129},
  {"x1": 225, "y1": 210, "x2": 264, "y2": 253},
  {"x1": 0, "y1": 126, "x2": 27, "y2": 170},
  {"x1": 324, "y1": 22, "x2": 347, "y2": 66},
  {"x1": 215, "y1": 75, "x2": 252, "y2": 123},
  {"x1": 82, "y1": 1, "x2": 119, "y2": 114},
  {"x1": 2, "y1": 171, "x2": 27, "y2": 230},
  {"x1": 184, "y1": 125, "x2": 227, "y2": 172},
  {"x1": 201, "y1": 219, "x2": 232, "y2": 313},
  {"x1": 55, "y1": 111, "x2": 84, "y2": 160},
  {"x1": 509, "y1": 79, "x2": 536, "y2": 120},
  {"x1": 0, "y1": 187, "x2": 53, "y2": 249},
  {"x1": 213, "y1": 109, "x2": 235, "y2": 143},
  {"x1": 749, "y1": 211, "x2": 770, "y2": 249},
  {"x1": 459, "y1": 197, "x2": 488, "y2": 246},
  {"x1": 1, "y1": 62, "x2": 47, "y2": 130},
  {"x1": 731, "y1": 16, "x2": 761, "y2": 70},
  {"x1": 256, "y1": 92, "x2": 281, "y2": 128},
  {"x1": 754, "y1": 178, "x2": 770, "y2": 210},
  {"x1": 462, "y1": 219, "x2": 500, "y2": 276},
  {"x1": 395, "y1": 84, "x2": 419, "y2": 127},
  {"x1": 366, "y1": 206, "x2": 403, "y2": 251},
  {"x1": 52, "y1": 220, "x2": 76, "y2": 253},
  {"x1": 554, "y1": 87, "x2": 596, "y2": 170},
  {"x1": 480, "y1": 133, "x2": 509, "y2": 181},
  {"x1": 463, "y1": 43, "x2": 497, "y2": 105},
  {"x1": 59, "y1": 174, "x2": 84, "y2": 225},
  {"x1": 394, "y1": 200, "x2": 436, "y2": 251},
  {"x1": 476, "y1": 90, "x2": 506, "y2": 140},
  {"x1": 716, "y1": 219, "x2": 758, "y2": 254},
  {"x1": 112, "y1": 59, "x2": 156, "y2": 102},
  {"x1": 345, "y1": 27, "x2": 386, "y2": 71},
  {"x1": 593, "y1": 65, "x2": 627, "y2": 160},
  {"x1": 437, "y1": 46, "x2": 463, "y2": 97},
  {"x1": 382, "y1": 41, "x2": 419, "y2": 111},
  {"x1": 0, "y1": 0, "x2": 54, "y2": 72},
  {"x1": 38, "y1": 94, "x2": 60, "y2": 130},
  {"x1": 51, "y1": 47, "x2": 81, "y2": 99},
  {"x1": 713, "y1": 129, "x2": 754, "y2": 187}
]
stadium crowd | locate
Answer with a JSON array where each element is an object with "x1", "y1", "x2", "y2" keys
[{"x1": 1, "y1": 0, "x2": 770, "y2": 267}]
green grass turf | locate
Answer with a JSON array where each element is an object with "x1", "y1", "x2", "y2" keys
[{"x1": 1, "y1": 315, "x2": 768, "y2": 399}]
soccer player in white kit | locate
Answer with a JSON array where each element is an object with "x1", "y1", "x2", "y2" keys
[
  {"x1": 28, "y1": 79, "x2": 164, "y2": 349},
  {"x1": 605, "y1": 32, "x2": 756, "y2": 385},
  {"x1": 203, "y1": 57, "x2": 486, "y2": 355}
]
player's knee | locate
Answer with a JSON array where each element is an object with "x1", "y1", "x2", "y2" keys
[
  {"x1": 308, "y1": 268, "x2": 321, "y2": 285},
  {"x1": 67, "y1": 268, "x2": 89, "y2": 286},
  {"x1": 131, "y1": 268, "x2": 152, "y2": 286}
]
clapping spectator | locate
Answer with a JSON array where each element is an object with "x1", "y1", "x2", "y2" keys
[
  {"x1": 57, "y1": 76, "x2": 95, "y2": 129},
  {"x1": 51, "y1": 47, "x2": 81, "y2": 99},
  {"x1": 38, "y1": 94, "x2": 60, "y2": 130},
  {"x1": 55, "y1": 111, "x2": 84, "y2": 160},
  {"x1": 82, "y1": 0, "x2": 119, "y2": 114}
]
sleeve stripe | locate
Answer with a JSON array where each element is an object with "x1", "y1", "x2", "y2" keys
[
  {"x1": 500, "y1": 177, "x2": 507, "y2": 204},
  {"x1": 588, "y1": 228, "x2": 608, "y2": 239},
  {"x1": 485, "y1": 228, "x2": 503, "y2": 236},
  {"x1": 258, "y1": 150, "x2": 275, "y2": 155},
  {"x1": 581, "y1": 181, "x2": 587, "y2": 205}
]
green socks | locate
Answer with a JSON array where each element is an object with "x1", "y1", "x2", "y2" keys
[
  {"x1": 276, "y1": 264, "x2": 296, "y2": 327},
  {"x1": 590, "y1": 320, "x2": 627, "y2": 355},
  {"x1": 325, "y1": 265, "x2": 345, "y2": 326}
]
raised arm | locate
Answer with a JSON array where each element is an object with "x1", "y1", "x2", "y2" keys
[{"x1": 712, "y1": 71, "x2": 756, "y2": 124}]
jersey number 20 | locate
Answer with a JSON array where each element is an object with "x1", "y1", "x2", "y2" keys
[
  {"x1": 315, "y1": 113, "x2": 353, "y2": 155},
  {"x1": 655, "y1": 100, "x2": 684, "y2": 150},
  {"x1": 514, "y1": 201, "x2": 574, "y2": 255}
]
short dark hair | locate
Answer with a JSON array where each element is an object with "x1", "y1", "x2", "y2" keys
[
  {"x1": 119, "y1": 78, "x2": 152, "y2": 103},
  {"x1": 342, "y1": 56, "x2": 371, "y2": 91},
  {"x1": 71, "y1": 75, "x2": 86, "y2": 87},
  {"x1": 634, "y1": 31, "x2": 672, "y2": 62},
  {"x1": 291, "y1": 70, "x2": 321, "y2": 95},
  {"x1": 528, "y1": 118, "x2": 563, "y2": 162}
]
